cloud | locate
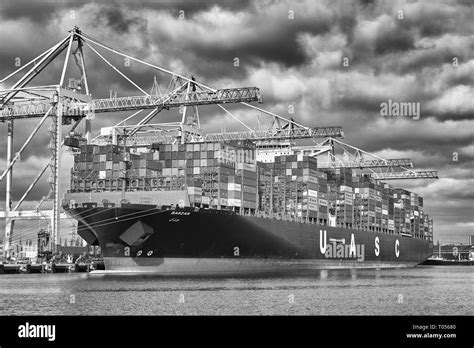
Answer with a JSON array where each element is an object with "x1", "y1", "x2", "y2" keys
[
  {"x1": 345, "y1": 117, "x2": 474, "y2": 152},
  {"x1": 391, "y1": 35, "x2": 474, "y2": 75},
  {"x1": 415, "y1": 178, "x2": 474, "y2": 200},
  {"x1": 400, "y1": 0, "x2": 472, "y2": 37},
  {"x1": 372, "y1": 147, "x2": 473, "y2": 171},
  {"x1": 425, "y1": 85, "x2": 474, "y2": 119}
]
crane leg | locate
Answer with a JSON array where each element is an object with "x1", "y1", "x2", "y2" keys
[{"x1": 3, "y1": 218, "x2": 14, "y2": 258}]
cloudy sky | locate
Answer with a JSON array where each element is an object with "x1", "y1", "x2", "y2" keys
[{"x1": 0, "y1": 0, "x2": 472, "y2": 244}]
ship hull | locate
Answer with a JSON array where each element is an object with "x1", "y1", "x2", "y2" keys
[
  {"x1": 101, "y1": 257, "x2": 418, "y2": 276},
  {"x1": 66, "y1": 206, "x2": 432, "y2": 275},
  {"x1": 421, "y1": 259, "x2": 473, "y2": 266}
]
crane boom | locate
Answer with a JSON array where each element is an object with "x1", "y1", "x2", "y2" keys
[
  {"x1": 202, "y1": 126, "x2": 344, "y2": 141},
  {"x1": 0, "y1": 87, "x2": 261, "y2": 120},
  {"x1": 92, "y1": 87, "x2": 261, "y2": 112},
  {"x1": 373, "y1": 171, "x2": 439, "y2": 180},
  {"x1": 100, "y1": 126, "x2": 344, "y2": 146},
  {"x1": 318, "y1": 158, "x2": 413, "y2": 169}
]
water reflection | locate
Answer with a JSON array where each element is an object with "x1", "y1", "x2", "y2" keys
[{"x1": 0, "y1": 266, "x2": 471, "y2": 316}]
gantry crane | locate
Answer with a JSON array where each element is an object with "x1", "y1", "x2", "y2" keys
[{"x1": 0, "y1": 27, "x2": 264, "y2": 257}]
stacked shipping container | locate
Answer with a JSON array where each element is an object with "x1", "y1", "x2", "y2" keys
[
  {"x1": 69, "y1": 142, "x2": 433, "y2": 241},
  {"x1": 256, "y1": 155, "x2": 326, "y2": 223},
  {"x1": 393, "y1": 189, "x2": 411, "y2": 235},
  {"x1": 322, "y1": 168, "x2": 353, "y2": 229},
  {"x1": 353, "y1": 175, "x2": 376, "y2": 230}
]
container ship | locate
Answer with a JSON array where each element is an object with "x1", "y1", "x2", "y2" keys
[
  {"x1": 0, "y1": 27, "x2": 435, "y2": 275},
  {"x1": 63, "y1": 140, "x2": 434, "y2": 275}
]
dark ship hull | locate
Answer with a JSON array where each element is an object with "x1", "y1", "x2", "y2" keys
[
  {"x1": 421, "y1": 259, "x2": 473, "y2": 266},
  {"x1": 65, "y1": 205, "x2": 432, "y2": 275}
]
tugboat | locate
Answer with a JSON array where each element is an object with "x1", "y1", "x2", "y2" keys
[{"x1": 422, "y1": 243, "x2": 473, "y2": 266}]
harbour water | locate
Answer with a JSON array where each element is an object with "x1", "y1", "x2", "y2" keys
[{"x1": 0, "y1": 266, "x2": 472, "y2": 316}]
